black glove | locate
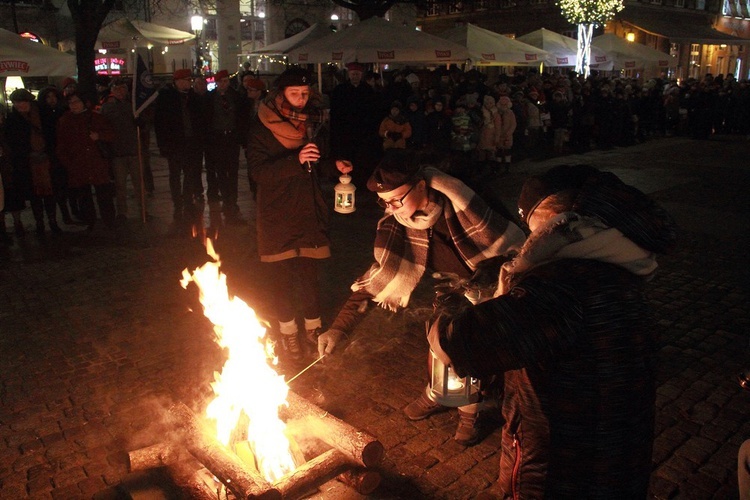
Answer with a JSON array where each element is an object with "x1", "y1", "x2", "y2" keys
[{"x1": 389, "y1": 131, "x2": 402, "y2": 141}]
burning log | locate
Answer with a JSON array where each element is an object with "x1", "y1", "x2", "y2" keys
[
  {"x1": 338, "y1": 468, "x2": 382, "y2": 495},
  {"x1": 168, "y1": 402, "x2": 282, "y2": 500},
  {"x1": 282, "y1": 391, "x2": 384, "y2": 468},
  {"x1": 275, "y1": 449, "x2": 349, "y2": 498}
]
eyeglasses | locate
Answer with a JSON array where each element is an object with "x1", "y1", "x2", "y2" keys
[{"x1": 377, "y1": 183, "x2": 416, "y2": 209}]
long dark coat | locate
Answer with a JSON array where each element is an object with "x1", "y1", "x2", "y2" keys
[
  {"x1": 245, "y1": 115, "x2": 331, "y2": 262},
  {"x1": 56, "y1": 109, "x2": 115, "y2": 188},
  {"x1": 444, "y1": 257, "x2": 657, "y2": 498}
]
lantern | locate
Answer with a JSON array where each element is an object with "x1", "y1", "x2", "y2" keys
[
  {"x1": 426, "y1": 346, "x2": 481, "y2": 407},
  {"x1": 334, "y1": 174, "x2": 356, "y2": 214}
]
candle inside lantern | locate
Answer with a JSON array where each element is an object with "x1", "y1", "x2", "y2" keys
[{"x1": 447, "y1": 369, "x2": 465, "y2": 391}]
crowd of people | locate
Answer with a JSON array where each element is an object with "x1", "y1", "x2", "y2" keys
[{"x1": 1, "y1": 61, "x2": 747, "y2": 497}]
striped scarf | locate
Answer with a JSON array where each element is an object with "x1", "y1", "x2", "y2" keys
[
  {"x1": 258, "y1": 91, "x2": 326, "y2": 149},
  {"x1": 352, "y1": 167, "x2": 526, "y2": 311}
]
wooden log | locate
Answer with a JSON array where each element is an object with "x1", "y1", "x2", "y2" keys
[
  {"x1": 168, "y1": 402, "x2": 281, "y2": 500},
  {"x1": 274, "y1": 449, "x2": 350, "y2": 499},
  {"x1": 128, "y1": 442, "x2": 182, "y2": 471},
  {"x1": 337, "y1": 468, "x2": 381, "y2": 495},
  {"x1": 166, "y1": 461, "x2": 221, "y2": 500},
  {"x1": 281, "y1": 391, "x2": 384, "y2": 468}
]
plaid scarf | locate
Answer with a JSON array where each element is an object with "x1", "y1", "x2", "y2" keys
[
  {"x1": 258, "y1": 91, "x2": 326, "y2": 149},
  {"x1": 352, "y1": 167, "x2": 526, "y2": 311},
  {"x1": 497, "y1": 213, "x2": 658, "y2": 296}
]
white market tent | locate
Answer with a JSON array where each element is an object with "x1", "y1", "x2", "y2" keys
[
  {"x1": 437, "y1": 23, "x2": 549, "y2": 66},
  {"x1": 286, "y1": 17, "x2": 472, "y2": 65},
  {"x1": 59, "y1": 18, "x2": 195, "y2": 52},
  {"x1": 251, "y1": 23, "x2": 332, "y2": 55},
  {"x1": 95, "y1": 18, "x2": 194, "y2": 50},
  {"x1": 0, "y1": 28, "x2": 77, "y2": 77},
  {"x1": 592, "y1": 33, "x2": 676, "y2": 71},
  {"x1": 518, "y1": 28, "x2": 611, "y2": 70}
]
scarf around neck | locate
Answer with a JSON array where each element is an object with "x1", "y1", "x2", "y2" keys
[
  {"x1": 496, "y1": 212, "x2": 658, "y2": 296},
  {"x1": 352, "y1": 167, "x2": 526, "y2": 311},
  {"x1": 258, "y1": 91, "x2": 325, "y2": 150}
]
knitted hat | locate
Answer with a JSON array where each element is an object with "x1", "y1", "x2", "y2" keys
[
  {"x1": 406, "y1": 73, "x2": 420, "y2": 85},
  {"x1": 497, "y1": 95, "x2": 512, "y2": 108},
  {"x1": 9, "y1": 88, "x2": 34, "y2": 102},
  {"x1": 215, "y1": 69, "x2": 230, "y2": 80},
  {"x1": 173, "y1": 68, "x2": 192, "y2": 80},
  {"x1": 517, "y1": 164, "x2": 600, "y2": 222},
  {"x1": 367, "y1": 149, "x2": 422, "y2": 193},
  {"x1": 275, "y1": 66, "x2": 312, "y2": 89}
]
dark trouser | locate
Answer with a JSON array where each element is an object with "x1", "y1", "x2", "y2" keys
[
  {"x1": 69, "y1": 183, "x2": 116, "y2": 226},
  {"x1": 265, "y1": 257, "x2": 322, "y2": 323},
  {"x1": 30, "y1": 194, "x2": 57, "y2": 226},
  {"x1": 205, "y1": 131, "x2": 240, "y2": 212},
  {"x1": 166, "y1": 142, "x2": 203, "y2": 213}
]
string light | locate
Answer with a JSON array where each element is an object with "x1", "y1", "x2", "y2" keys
[{"x1": 557, "y1": 0, "x2": 624, "y2": 26}]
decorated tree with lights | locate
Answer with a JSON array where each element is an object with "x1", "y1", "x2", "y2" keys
[{"x1": 557, "y1": 0, "x2": 624, "y2": 77}]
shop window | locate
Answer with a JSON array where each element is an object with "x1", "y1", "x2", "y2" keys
[
  {"x1": 426, "y1": 1, "x2": 441, "y2": 16},
  {"x1": 675, "y1": 0, "x2": 685, "y2": 6}
]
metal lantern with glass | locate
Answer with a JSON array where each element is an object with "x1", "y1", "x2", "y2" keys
[
  {"x1": 425, "y1": 275, "x2": 484, "y2": 408},
  {"x1": 334, "y1": 174, "x2": 356, "y2": 213}
]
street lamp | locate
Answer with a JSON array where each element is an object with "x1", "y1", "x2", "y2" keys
[{"x1": 191, "y1": 10, "x2": 204, "y2": 75}]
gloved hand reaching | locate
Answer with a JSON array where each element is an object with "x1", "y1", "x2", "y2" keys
[{"x1": 317, "y1": 329, "x2": 348, "y2": 357}]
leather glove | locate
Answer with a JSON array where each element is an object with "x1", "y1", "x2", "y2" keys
[
  {"x1": 389, "y1": 131, "x2": 402, "y2": 141},
  {"x1": 317, "y1": 329, "x2": 347, "y2": 357}
]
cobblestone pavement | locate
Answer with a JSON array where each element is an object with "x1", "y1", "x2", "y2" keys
[{"x1": 1, "y1": 134, "x2": 748, "y2": 499}]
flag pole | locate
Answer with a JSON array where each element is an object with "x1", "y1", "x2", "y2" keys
[{"x1": 136, "y1": 123, "x2": 147, "y2": 224}]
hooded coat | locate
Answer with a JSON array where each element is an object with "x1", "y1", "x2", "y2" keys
[{"x1": 436, "y1": 170, "x2": 677, "y2": 499}]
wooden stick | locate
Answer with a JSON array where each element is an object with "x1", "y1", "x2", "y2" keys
[
  {"x1": 281, "y1": 391, "x2": 384, "y2": 468},
  {"x1": 167, "y1": 402, "x2": 281, "y2": 500},
  {"x1": 337, "y1": 467, "x2": 382, "y2": 495}
]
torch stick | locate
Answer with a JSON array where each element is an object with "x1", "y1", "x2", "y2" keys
[{"x1": 286, "y1": 355, "x2": 326, "y2": 385}]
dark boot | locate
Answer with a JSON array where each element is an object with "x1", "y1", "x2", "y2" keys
[
  {"x1": 280, "y1": 332, "x2": 302, "y2": 362},
  {"x1": 454, "y1": 408, "x2": 481, "y2": 446}
]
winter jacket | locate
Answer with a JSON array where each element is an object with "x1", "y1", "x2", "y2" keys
[
  {"x1": 56, "y1": 109, "x2": 115, "y2": 188},
  {"x1": 438, "y1": 172, "x2": 677, "y2": 499},
  {"x1": 153, "y1": 85, "x2": 203, "y2": 156},
  {"x1": 379, "y1": 115, "x2": 412, "y2": 150},
  {"x1": 246, "y1": 115, "x2": 331, "y2": 262},
  {"x1": 100, "y1": 96, "x2": 139, "y2": 157}
]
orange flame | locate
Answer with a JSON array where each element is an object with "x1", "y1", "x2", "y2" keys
[{"x1": 180, "y1": 240, "x2": 297, "y2": 482}]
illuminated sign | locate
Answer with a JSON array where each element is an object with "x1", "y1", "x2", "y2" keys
[
  {"x1": 95, "y1": 57, "x2": 127, "y2": 74},
  {"x1": 19, "y1": 32, "x2": 41, "y2": 43}
]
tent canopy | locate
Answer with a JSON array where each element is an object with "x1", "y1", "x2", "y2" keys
[
  {"x1": 592, "y1": 33, "x2": 676, "y2": 70},
  {"x1": 0, "y1": 28, "x2": 77, "y2": 77},
  {"x1": 286, "y1": 17, "x2": 471, "y2": 65},
  {"x1": 517, "y1": 28, "x2": 611, "y2": 69},
  {"x1": 60, "y1": 18, "x2": 194, "y2": 52},
  {"x1": 251, "y1": 23, "x2": 332, "y2": 55},
  {"x1": 438, "y1": 23, "x2": 548, "y2": 66}
]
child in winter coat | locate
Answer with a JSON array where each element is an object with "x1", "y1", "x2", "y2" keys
[
  {"x1": 379, "y1": 101, "x2": 412, "y2": 150},
  {"x1": 477, "y1": 95, "x2": 500, "y2": 163}
]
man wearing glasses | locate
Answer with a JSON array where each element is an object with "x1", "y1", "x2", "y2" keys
[{"x1": 316, "y1": 148, "x2": 525, "y2": 446}]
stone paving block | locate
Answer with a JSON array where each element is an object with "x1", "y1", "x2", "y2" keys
[
  {"x1": 52, "y1": 465, "x2": 88, "y2": 488},
  {"x1": 26, "y1": 474, "x2": 53, "y2": 495},
  {"x1": 674, "y1": 436, "x2": 721, "y2": 465},
  {"x1": 648, "y1": 474, "x2": 680, "y2": 500},
  {"x1": 423, "y1": 461, "x2": 462, "y2": 489}
]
